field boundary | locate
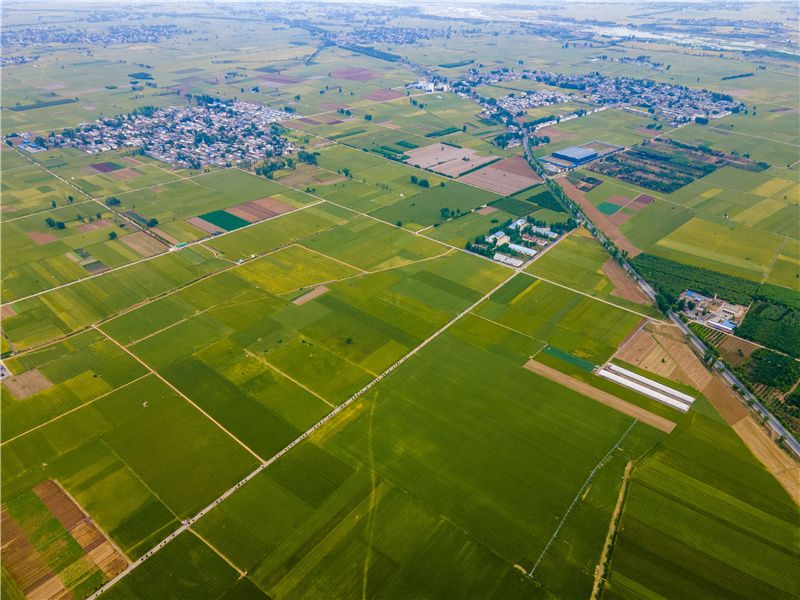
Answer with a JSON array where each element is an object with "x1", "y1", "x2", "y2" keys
[
  {"x1": 524, "y1": 359, "x2": 676, "y2": 433},
  {"x1": 527, "y1": 420, "x2": 637, "y2": 577}
]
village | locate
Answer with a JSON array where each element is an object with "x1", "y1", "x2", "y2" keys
[
  {"x1": 30, "y1": 100, "x2": 296, "y2": 169},
  {"x1": 1, "y1": 24, "x2": 192, "y2": 47}
]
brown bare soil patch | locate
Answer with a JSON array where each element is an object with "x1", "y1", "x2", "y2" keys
[
  {"x1": 602, "y1": 259, "x2": 650, "y2": 304},
  {"x1": 186, "y1": 217, "x2": 225, "y2": 235},
  {"x1": 253, "y1": 196, "x2": 295, "y2": 214},
  {"x1": 3, "y1": 368, "x2": 52, "y2": 400},
  {"x1": 365, "y1": 89, "x2": 404, "y2": 102},
  {"x1": 77, "y1": 219, "x2": 112, "y2": 233},
  {"x1": 458, "y1": 157, "x2": 542, "y2": 195},
  {"x1": 120, "y1": 231, "x2": 168, "y2": 258},
  {"x1": 702, "y1": 376, "x2": 749, "y2": 424},
  {"x1": 378, "y1": 121, "x2": 401, "y2": 129},
  {"x1": 299, "y1": 117, "x2": 321, "y2": 125},
  {"x1": 293, "y1": 285, "x2": 330, "y2": 305},
  {"x1": 107, "y1": 168, "x2": 139, "y2": 181},
  {"x1": 34, "y1": 480, "x2": 128, "y2": 578},
  {"x1": 716, "y1": 335, "x2": 758, "y2": 367},
  {"x1": 1, "y1": 509, "x2": 65, "y2": 600},
  {"x1": 492, "y1": 155, "x2": 540, "y2": 178},
  {"x1": 557, "y1": 174, "x2": 641, "y2": 257},
  {"x1": 332, "y1": 67, "x2": 378, "y2": 82},
  {"x1": 633, "y1": 193, "x2": 655, "y2": 205},
  {"x1": 476, "y1": 206, "x2": 498, "y2": 216},
  {"x1": 614, "y1": 322, "x2": 711, "y2": 390},
  {"x1": 2, "y1": 304, "x2": 17, "y2": 318},
  {"x1": 405, "y1": 143, "x2": 498, "y2": 177},
  {"x1": 320, "y1": 102, "x2": 347, "y2": 111},
  {"x1": 524, "y1": 359, "x2": 676, "y2": 433},
  {"x1": 405, "y1": 143, "x2": 475, "y2": 169},
  {"x1": 27, "y1": 232, "x2": 57, "y2": 245},
  {"x1": 536, "y1": 125, "x2": 576, "y2": 143},
  {"x1": 732, "y1": 418, "x2": 800, "y2": 504},
  {"x1": 608, "y1": 211, "x2": 633, "y2": 226},
  {"x1": 150, "y1": 227, "x2": 179, "y2": 245},
  {"x1": 1, "y1": 204, "x2": 19, "y2": 212}
]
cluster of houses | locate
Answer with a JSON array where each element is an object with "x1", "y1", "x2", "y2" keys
[
  {"x1": 1, "y1": 24, "x2": 191, "y2": 47},
  {"x1": 469, "y1": 217, "x2": 561, "y2": 267},
  {"x1": 533, "y1": 70, "x2": 744, "y2": 123},
  {"x1": 0, "y1": 55, "x2": 37, "y2": 67},
  {"x1": 445, "y1": 66, "x2": 742, "y2": 127},
  {"x1": 37, "y1": 101, "x2": 296, "y2": 169},
  {"x1": 493, "y1": 90, "x2": 572, "y2": 115}
]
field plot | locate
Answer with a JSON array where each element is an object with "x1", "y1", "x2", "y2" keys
[
  {"x1": 665, "y1": 110, "x2": 800, "y2": 168},
  {"x1": 2, "y1": 245, "x2": 228, "y2": 350},
  {"x1": 371, "y1": 182, "x2": 496, "y2": 230},
  {"x1": 526, "y1": 228, "x2": 659, "y2": 315},
  {"x1": 295, "y1": 143, "x2": 445, "y2": 213},
  {"x1": 1, "y1": 204, "x2": 147, "y2": 302},
  {"x1": 98, "y1": 250, "x2": 507, "y2": 459},
  {"x1": 650, "y1": 216, "x2": 785, "y2": 282},
  {"x1": 194, "y1": 323, "x2": 664, "y2": 600},
  {"x1": 604, "y1": 401, "x2": 800, "y2": 600},
  {"x1": 475, "y1": 274, "x2": 644, "y2": 365},
  {"x1": 300, "y1": 217, "x2": 444, "y2": 271},
  {"x1": 404, "y1": 143, "x2": 498, "y2": 177},
  {"x1": 103, "y1": 531, "x2": 260, "y2": 600},
  {"x1": 1, "y1": 329, "x2": 148, "y2": 441},
  {"x1": 457, "y1": 155, "x2": 542, "y2": 195},
  {"x1": 0, "y1": 147, "x2": 89, "y2": 217},
  {"x1": 2, "y1": 376, "x2": 258, "y2": 563},
  {"x1": 531, "y1": 109, "x2": 656, "y2": 158},
  {"x1": 109, "y1": 169, "x2": 312, "y2": 244},
  {"x1": 26, "y1": 147, "x2": 178, "y2": 198}
]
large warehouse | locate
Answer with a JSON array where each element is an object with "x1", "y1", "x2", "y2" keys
[{"x1": 551, "y1": 146, "x2": 598, "y2": 165}]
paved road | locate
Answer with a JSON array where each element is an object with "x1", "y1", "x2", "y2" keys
[{"x1": 522, "y1": 137, "x2": 800, "y2": 460}]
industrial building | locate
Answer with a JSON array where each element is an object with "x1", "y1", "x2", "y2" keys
[{"x1": 551, "y1": 146, "x2": 598, "y2": 165}]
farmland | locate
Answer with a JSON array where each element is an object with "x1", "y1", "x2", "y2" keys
[{"x1": 1, "y1": 2, "x2": 798, "y2": 599}]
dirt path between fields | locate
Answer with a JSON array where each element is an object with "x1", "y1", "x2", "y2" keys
[
  {"x1": 556, "y1": 175, "x2": 641, "y2": 258},
  {"x1": 615, "y1": 323, "x2": 800, "y2": 503},
  {"x1": 591, "y1": 460, "x2": 633, "y2": 600},
  {"x1": 523, "y1": 360, "x2": 676, "y2": 433}
]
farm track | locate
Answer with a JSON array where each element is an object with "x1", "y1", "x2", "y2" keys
[
  {"x1": 86, "y1": 256, "x2": 526, "y2": 599},
  {"x1": 95, "y1": 327, "x2": 267, "y2": 463},
  {"x1": 523, "y1": 359, "x2": 676, "y2": 433},
  {"x1": 591, "y1": 460, "x2": 634, "y2": 600},
  {"x1": 527, "y1": 420, "x2": 638, "y2": 577}
]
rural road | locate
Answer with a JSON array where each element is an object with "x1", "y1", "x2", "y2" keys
[
  {"x1": 86, "y1": 259, "x2": 525, "y2": 598},
  {"x1": 524, "y1": 133, "x2": 800, "y2": 459}
]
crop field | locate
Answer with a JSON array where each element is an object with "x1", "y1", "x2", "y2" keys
[
  {"x1": 194, "y1": 324, "x2": 665, "y2": 599},
  {"x1": 372, "y1": 182, "x2": 497, "y2": 230},
  {"x1": 2, "y1": 5, "x2": 798, "y2": 599},
  {"x1": 604, "y1": 400, "x2": 800, "y2": 600},
  {"x1": 0, "y1": 146, "x2": 89, "y2": 217},
  {"x1": 474, "y1": 274, "x2": 645, "y2": 366},
  {"x1": 1, "y1": 204, "x2": 144, "y2": 302},
  {"x1": 527, "y1": 229, "x2": 660, "y2": 316},
  {"x1": 649, "y1": 216, "x2": 785, "y2": 282},
  {"x1": 2, "y1": 375, "x2": 258, "y2": 559}
]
